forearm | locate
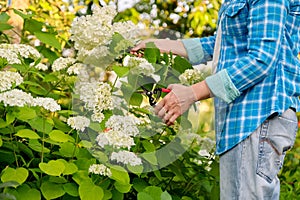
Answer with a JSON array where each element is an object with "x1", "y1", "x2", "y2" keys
[
  {"x1": 191, "y1": 80, "x2": 212, "y2": 101},
  {"x1": 132, "y1": 39, "x2": 188, "y2": 58}
]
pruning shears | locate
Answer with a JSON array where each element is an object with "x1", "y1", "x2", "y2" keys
[{"x1": 138, "y1": 85, "x2": 171, "y2": 106}]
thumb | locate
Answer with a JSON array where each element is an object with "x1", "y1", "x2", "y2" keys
[{"x1": 167, "y1": 84, "x2": 176, "y2": 90}]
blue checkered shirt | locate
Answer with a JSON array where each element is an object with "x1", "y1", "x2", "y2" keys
[{"x1": 182, "y1": 0, "x2": 300, "y2": 154}]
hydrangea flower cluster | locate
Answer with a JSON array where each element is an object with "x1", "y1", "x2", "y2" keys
[
  {"x1": 122, "y1": 55, "x2": 160, "y2": 82},
  {"x1": 51, "y1": 57, "x2": 77, "y2": 72},
  {"x1": 67, "y1": 63, "x2": 86, "y2": 75},
  {"x1": 32, "y1": 97, "x2": 61, "y2": 112},
  {"x1": 67, "y1": 116, "x2": 90, "y2": 132},
  {"x1": 88, "y1": 164, "x2": 112, "y2": 177},
  {"x1": 31, "y1": 63, "x2": 48, "y2": 71},
  {"x1": 96, "y1": 115, "x2": 140, "y2": 149},
  {"x1": 110, "y1": 150, "x2": 142, "y2": 166},
  {"x1": 70, "y1": 6, "x2": 139, "y2": 67},
  {"x1": 0, "y1": 71, "x2": 23, "y2": 92},
  {"x1": 0, "y1": 89, "x2": 34, "y2": 107},
  {"x1": 75, "y1": 80, "x2": 113, "y2": 123},
  {"x1": 0, "y1": 44, "x2": 61, "y2": 112},
  {"x1": 179, "y1": 68, "x2": 206, "y2": 85},
  {"x1": 0, "y1": 44, "x2": 40, "y2": 61},
  {"x1": 0, "y1": 48, "x2": 21, "y2": 64},
  {"x1": 0, "y1": 89, "x2": 61, "y2": 112}
]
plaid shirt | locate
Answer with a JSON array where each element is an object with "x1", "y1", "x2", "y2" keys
[{"x1": 183, "y1": 0, "x2": 300, "y2": 154}]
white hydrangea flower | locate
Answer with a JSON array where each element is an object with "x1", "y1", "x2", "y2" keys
[
  {"x1": 95, "y1": 115, "x2": 140, "y2": 149},
  {"x1": 91, "y1": 112, "x2": 105, "y2": 124},
  {"x1": 96, "y1": 130, "x2": 135, "y2": 149},
  {"x1": 0, "y1": 89, "x2": 34, "y2": 107},
  {"x1": 122, "y1": 55, "x2": 160, "y2": 81},
  {"x1": 70, "y1": 5, "x2": 139, "y2": 68},
  {"x1": 105, "y1": 115, "x2": 140, "y2": 137},
  {"x1": 0, "y1": 71, "x2": 23, "y2": 92},
  {"x1": 67, "y1": 116, "x2": 90, "y2": 132},
  {"x1": 52, "y1": 57, "x2": 76, "y2": 72},
  {"x1": 31, "y1": 63, "x2": 48, "y2": 71},
  {"x1": 67, "y1": 63, "x2": 85, "y2": 75},
  {"x1": 88, "y1": 164, "x2": 112, "y2": 177},
  {"x1": 0, "y1": 48, "x2": 21, "y2": 64},
  {"x1": 179, "y1": 68, "x2": 206, "y2": 85},
  {"x1": 75, "y1": 81, "x2": 113, "y2": 123},
  {"x1": 110, "y1": 150, "x2": 142, "y2": 166},
  {"x1": 113, "y1": 21, "x2": 139, "y2": 42},
  {"x1": 32, "y1": 97, "x2": 61, "y2": 112},
  {"x1": 0, "y1": 44, "x2": 40, "y2": 60}
]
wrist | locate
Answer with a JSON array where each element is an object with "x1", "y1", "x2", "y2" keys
[{"x1": 191, "y1": 80, "x2": 212, "y2": 101}]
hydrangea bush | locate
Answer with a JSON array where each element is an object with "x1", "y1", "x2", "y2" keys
[{"x1": 0, "y1": 6, "x2": 218, "y2": 200}]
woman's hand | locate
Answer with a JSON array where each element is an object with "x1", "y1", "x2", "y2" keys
[
  {"x1": 154, "y1": 81, "x2": 211, "y2": 126},
  {"x1": 130, "y1": 39, "x2": 188, "y2": 58},
  {"x1": 154, "y1": 84, "x2": 197, "y2": 126}
]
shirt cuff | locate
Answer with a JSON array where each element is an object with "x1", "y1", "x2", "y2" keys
[
  {"x1": 181, "y1": 38, "x2": 204, "y2": 65},
  {"x1": 205, "y1": 69, "x2": 240, "y2": 103}
]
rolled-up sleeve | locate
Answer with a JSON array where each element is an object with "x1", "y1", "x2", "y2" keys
[{"x1": 181, "y1": 36, "x2": 215, "y2": 65}]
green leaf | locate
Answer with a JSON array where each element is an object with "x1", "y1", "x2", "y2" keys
[
  {"x1": 53, "y1": 117, "x2": 71, "y2": 132},
  {"x1": 13, "y1": 9, "x2": 33, "y2": 19},
  {"x1": 6, "y1": 112, "x2": 16, "y2": 125},
  {"x1": 24, "y1": 18, "x2": 43, "y2": 33},
  {"x1": 110, "y1": 166, "x2": 130, "y2": 185},
  {"x1": 161, "y1": 191, "x2": 172, "y2": 200},
  {"x1": 14, "y1": 185, "x2": 41, "y2": 200},
  {"x1": 48, "y1": 176, "x2": 67, "y2": 184},
  {"x1": 41, "y1": 181, "x2": 65, "y2": 199},
  {"x1": 59, "y1": 142, "x2": 78, "y2": 157},
  {"x1": 0, "y1": 12, "x2": 10, "y2": 23},
  {"x1": 141, "y1": 152, "x2": 157, "y2": 165},
  {"x1": 79, "y1": 180, "x2": 104, "y2": 200},
  {"x1": 49, "y1": 130, "x2": 69, "y2": 143},
  {"x1": 137, "y1": 192, "x2": 154, "y2": 200},
  {"x1": 132, "y1": 178, "x2": 148, "y2": 193},
  {"x1": 34, "y1": 31, "x2": 61, "y2": 50},
  {"x1": 142, "y1": 186, "x2": 163, "y2": 200},
  {"x1": 129, "y1": 92, "x2": 143, "y2": 106},
  {"x1": 114, "y1": 182, "x2": 132, "y2": 193},
  {"x1": 39, "y1": 160, "x2": 65, "y2": 176},
  {"x1": 0, "y1": 24, "x2": 13, "y2": 31},
  {"x1": 1, "y1": 167, "x2": 29, "y2": 185},
  {"x1": 29, "y1": 86, "x2": 47, "y2": 95},
  {"x1": 15, "y1": 129, "x2": 40, "y2": 139},
  {"x1": 172, "y1": 56, "x2": 193, "y2": 74},
  {"x1": 142, "y1": 140, "x2": 156, "y2": 152},
  {"x1": 15, "y1": 107, "x2": 37, "y2": 121},
  {"x1": 0, "y1": 136, "x2": 2, "y2": 147},
  {"x1": 57, "y1": 159, "x2": 78, "y2": 175},
  {"x1": 0, "y1": 13, "x2": 13, "y2": 31},
  {"x1": 127, "y1": 164, "x2": 143, "y2": 175},
  {"x1": 28, "y1": 117, "x2": 53, "y2": 133},
  {"x1": 112, "y1": 65, "x2": 129, "y2": 77},
  {"x1": 63, "y1": 183, "x2": 79, "y2": 197},
  {"x1": 28, "y1": 139, "x2": 50, "y2": 153},
  {"x1": 91, "y1": 151, "x2": 109, "y2": 163},
  {"x1": 43, "y1": 74, "x2": 59, "y2": 82},
  {"x1": 144, "y1": 42, "x2": 160, "y2": 63},
  {"x1": 0, "y1": 181, "x2": 19, "y2": 189},
  {"x1": 72, "y1": 170, "x2": 90, "y2": 185}
]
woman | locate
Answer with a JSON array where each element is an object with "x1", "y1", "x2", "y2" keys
[{"x1": 131, "y1": 0, "x2": 300, "y2": 199}]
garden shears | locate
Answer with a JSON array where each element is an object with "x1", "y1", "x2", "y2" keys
[{"x1": 139, "y1": 85, "x2": 171, "y2": 106}]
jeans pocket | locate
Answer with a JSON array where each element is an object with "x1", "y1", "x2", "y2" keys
[{"x1": 256, "y1": 109, "x2": 298, "y2": 183}]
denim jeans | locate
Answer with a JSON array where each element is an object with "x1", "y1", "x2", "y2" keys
[{"x1": 220, "y1": 108, "x2": 298, "y2": 200}]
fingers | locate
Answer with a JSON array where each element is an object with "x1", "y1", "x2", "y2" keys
[
  {"x1": 154, "y1": 92, "x2": 180, "y2": 126},
  {"x1": 131, "y1": 42, "x2": 145, "y2": 52}
]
